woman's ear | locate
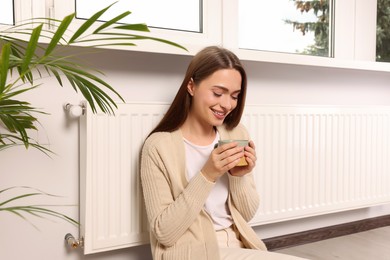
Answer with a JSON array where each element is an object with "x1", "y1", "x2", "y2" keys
[{"x1": 187, "y1": 78, "x2": 195, "y2": 96}]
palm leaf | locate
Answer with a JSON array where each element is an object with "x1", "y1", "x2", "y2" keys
[
  {"x1": 20, "y1": 24, "x2": 43, "y2": 78},
  {"x1": 0, "y1": 94, "x2": 45, "y2": 149},
  {"x1": 0, "y1": 2, "x2": 188, "y2": 231},
  {"x1": 0, "y1": 43, "x2": 11, "y2": 93},
  {"x1": 113, "y1": 23, "x2": 150, "y2": 32},
  {"x1": 44, "y1": 14, "x2": 74, "y2": 56},
  {"x1": 93, "y1": 11, "x2": 133, "y2": 33},
  {"x1": 0, "y1": 136, "x2": 52, "y2": 155},
  {"x1": 0, "y1": 192, "x2": 44, "y2": 207},
  {"x1": 0, "y1": 86, "x2": 39, "y2": 100},
  {"x1": 0, "y1": 2, "x2": 186, "y2": 150},
  {"x1": 68, "y1": 2, "x2": 117, "y2": 44},
  {"x1": 43, "y1": 62, "x2": 123, "y2": 113},
  {"x1": 79, "y1": 32, "x2": 188, "y2": 51},
  {"x1": 0, "y1": 187, "x2": 78, "y2": 227}
]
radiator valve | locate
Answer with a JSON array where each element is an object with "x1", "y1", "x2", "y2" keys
[{"x1": 65, "y1": 233, "x2": 83, "y2": 249}]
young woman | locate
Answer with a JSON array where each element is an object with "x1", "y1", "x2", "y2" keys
[{"x1": 140, "y1": 46, "x2": 307, "y2": 260}]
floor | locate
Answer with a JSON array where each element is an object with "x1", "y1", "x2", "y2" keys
[{"x1": 274, "y1": 226, "x2": 390, "y2": 260}]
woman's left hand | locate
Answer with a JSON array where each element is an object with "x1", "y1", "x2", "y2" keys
[{"x1": 229, "y1": 140, "x2": 257, "y2": 177}]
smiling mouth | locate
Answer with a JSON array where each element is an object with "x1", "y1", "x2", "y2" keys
[{"x1": 212, "y1": 109, "x2": 227, "y2": 119}]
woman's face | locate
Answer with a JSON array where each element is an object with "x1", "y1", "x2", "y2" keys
[{"x1": 187, "y1": 68, "x2": 242, "y2": 127}]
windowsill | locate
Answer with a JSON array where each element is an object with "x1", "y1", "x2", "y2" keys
[{"x1": 235, "y1": 49, "x2": 390, "y2": 73}]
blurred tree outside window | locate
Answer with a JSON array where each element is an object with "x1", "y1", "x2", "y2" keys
[
  {"x1": 377, "y1": 0, "x2": 390, "y2": 62},
  {"x1": 239, "y1": 0, "x2": 332, "y2": 57}
]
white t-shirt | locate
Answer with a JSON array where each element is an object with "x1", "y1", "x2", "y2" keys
[{"x1": 183, "y1": 132, "x2": 233, "y2": 230}]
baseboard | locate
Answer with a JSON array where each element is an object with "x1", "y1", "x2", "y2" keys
[{"x1": 263, "y1": 214, "x2": 390, "y2": 251}]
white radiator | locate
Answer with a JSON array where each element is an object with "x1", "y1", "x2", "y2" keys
[
  {"x1": 80, "y1": 103, "x2": 390, "y2": 254},
  {"x1": 243, "y1": 105, "x2": 390, "y2": 225}
]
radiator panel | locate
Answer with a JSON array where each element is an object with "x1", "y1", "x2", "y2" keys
[
  {"x1": 242, "y1": 106, "x2": 390, "y2": 225},
  {"x1": 80, "y1": 103, "x2": 390, "y2": 254}
]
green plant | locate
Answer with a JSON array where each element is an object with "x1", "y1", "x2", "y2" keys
[
  {"x1": 0, "y1": 3, "x2": 186, "y2": 225},
  {"x1": 0, "y1": 186, "x2": 79, "y2": 229}
]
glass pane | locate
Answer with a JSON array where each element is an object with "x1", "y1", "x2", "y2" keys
[
  {"x1": 239, "y1": 0, "x2": 332, "y2": 57},
  {"x1": 0, "y1": 0, "x2": 15, "y2": 25},
  {"x1": 75, "y1": 0, "x2": 202, "y2": 33},
  {"x1": 376, "y1": 0, "x2": 390, "y2": 62}
]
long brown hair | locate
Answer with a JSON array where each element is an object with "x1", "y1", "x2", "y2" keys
[{"x1": 150, "y1": 46, "x2": 247, "y2": 136}]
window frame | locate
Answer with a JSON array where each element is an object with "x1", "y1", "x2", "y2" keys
[
  {"x1": 12, "y1": 0, "x2": 388, "y2": 72},
  {"x1": 41, "y1": 0, "x2": 222, "y2": 56},
  {"x1": 0, "y1": 0, "x2": 15, "y2": 25},
  {"x1": 223, "y1": 0, "x2": 381, "y2": 71},
  {"x1": 4, "y1": 0, "x2": 33, "y2": 25}
]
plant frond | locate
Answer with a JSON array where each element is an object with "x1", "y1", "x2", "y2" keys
[
  {"x1": 0, "y1": 187, "x2": 79, "y2": 226},
  {"x1": 0, "y1": 43, "x2": 11, "y2": 93},
  {"x1": 21, "y1": 24, "x2": 43, "y2": 78},
  {"x1": 68, "y1": 2, "x2": 117, "y2": 44},
  {"x1": 44, "y1": 14, "x2": 74, "y2": 56},
  {"x1": 93, "y1": 11, "x2": 132, "y2": 33},
  {"x1": 0, "y1": 2, "x2": 187, "y2": 156}
]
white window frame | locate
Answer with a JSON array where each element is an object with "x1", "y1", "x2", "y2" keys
[
  {"x1": 334, "y1": 0, "x2": 377, "y2": 61},
  {"x1": 223, "y1": 0, "x2": 381, "y2": 71},
  {"x1": 29, "y1": 0, "x2": 222, "y2": 56},
  {"x1": 0, "y1": 0, "x2": 15, "y2": 25},
  {"x1": 8, "y1": 0, "x2": 387, "y2": 71},
  {"x1": 4, "y1": 0, "x2": 33, "y2": 25}
]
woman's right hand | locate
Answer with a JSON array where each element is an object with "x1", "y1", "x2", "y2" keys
[{"x1": 201, "y1": 142, "x2": 245, "y2": 182}]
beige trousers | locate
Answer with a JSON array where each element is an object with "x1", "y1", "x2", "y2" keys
[{"x1": 216, "y1": 226, "x2": 309, "y2": 260}]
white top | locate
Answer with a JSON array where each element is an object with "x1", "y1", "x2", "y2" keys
[{"x1": 183, "y1": 132, "x2": 233, "y2": 230}]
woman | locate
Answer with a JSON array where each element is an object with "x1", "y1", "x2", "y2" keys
[{"x1": 140, "y1": 46, "x2": 306, "y2": 260}]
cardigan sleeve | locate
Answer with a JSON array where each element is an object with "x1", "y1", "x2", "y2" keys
[
  {"x1": 228, "y1": 173, "x2": 260, "y2": 221},
  {"x1": 140, "y1": 135, "x2": 215, "y2": 247},
  {"x1": 221, "y1": 124, "x2": 260, "y2": 221}
]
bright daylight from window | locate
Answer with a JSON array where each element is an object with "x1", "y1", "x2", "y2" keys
[
  {"x1": 75, "y1": 0, "x2": 202, "y2": 32},
  {"x1": 239, "y1": 0, "x2": 331, "y2": 57},
  {"x1": 0, "y1": 0, "x2": 15, "y2": 25}
]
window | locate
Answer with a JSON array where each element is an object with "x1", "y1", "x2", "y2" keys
[
  {"x1": 47, "y1": 0, "x2": 218, "y2": 55},
  {"x1": 0, "y1": 0, "x2": 15, "y2": 25},
  {"x1": 75, "y1": 0, "x2": 202, "y2": 33},
  {"x1": 224, "y1": 0, "x2": 378, "y2": 69},
  {"x1": 14, "y1": 0, "x2": 384, "y2": 70},
  {"x1": 239, "y1": 0, "x2": 333, "y2": 57}
]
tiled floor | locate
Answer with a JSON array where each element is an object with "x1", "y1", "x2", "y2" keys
[{"x1": 275, "y1": 226, "x2": 390, "y2": 260}]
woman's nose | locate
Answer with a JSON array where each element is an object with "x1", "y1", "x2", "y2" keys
[{"x1": 220, "y1": 95, "x2": 232, "y2": 110}]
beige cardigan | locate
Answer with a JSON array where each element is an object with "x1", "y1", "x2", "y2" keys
[{"x1": 140, "y1": 124, "x2": 267, "y2": 260}]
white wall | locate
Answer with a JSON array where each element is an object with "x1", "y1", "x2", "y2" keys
[{"x1": 1, "y1": 47, "x2": 390, "y2": 260}]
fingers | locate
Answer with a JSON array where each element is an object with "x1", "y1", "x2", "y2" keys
[
  {"x1": 204, "y1": 140, "x2": 258, "y2": 180},
  {"x1": 202, "y1": 143, "x2": 241, "y2": 177},
  {"x1": 216, "y1": 142, "x2": 244, "y2": 167},
  {"x1": 244, "y1": 140, "x2": 257, "y2": 166},
  {"x1": 214, "y1": 141, "x2": 238, "y2": 153}
]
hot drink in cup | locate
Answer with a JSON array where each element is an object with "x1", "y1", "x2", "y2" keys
[{"x1": 218, "y1": 140, "x2": 249, "y2": 166}]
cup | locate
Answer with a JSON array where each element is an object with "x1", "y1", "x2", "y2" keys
[{"x1": 218, "y1": 139, "x2": 249, "y2": 166}]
